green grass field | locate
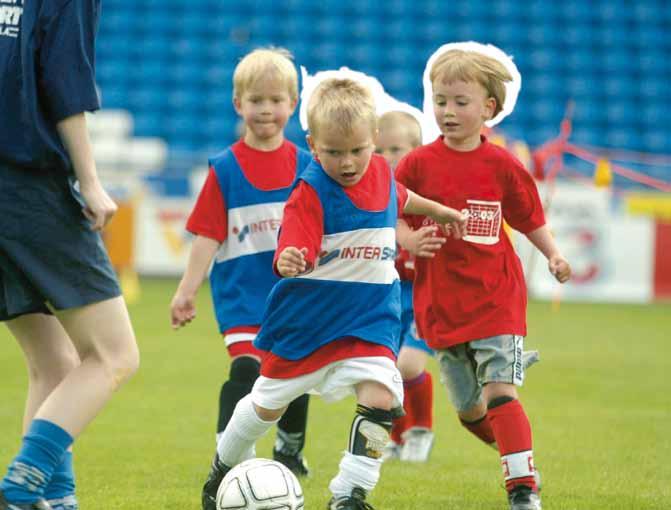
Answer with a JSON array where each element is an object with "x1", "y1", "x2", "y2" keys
[{"x1": 1, "y1": 279, "x2": 669, "y2": 509}]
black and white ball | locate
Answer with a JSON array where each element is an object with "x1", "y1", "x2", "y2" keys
[{"x1": 217, "y1": 458, "x2": 304, "y2": 510}]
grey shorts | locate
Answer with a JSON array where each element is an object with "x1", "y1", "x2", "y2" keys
[{"x1": 436, "y1": 335, "x2": 527, "y2": 412}]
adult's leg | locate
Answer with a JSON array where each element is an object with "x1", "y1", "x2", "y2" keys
[
  {"x1": 1, "y1": 298, "x2": 138, "y2": 505},
  {"x1": 32, "y1": 296, "x2": 139, "y2": 435},
  {"x1": 8, "y1": 314, "x2": 80, "y2": 433},
  {"x1": 8, "y1": 314, "x2": 81, "y2": 509}
]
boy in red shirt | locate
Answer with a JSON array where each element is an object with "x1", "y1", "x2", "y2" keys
[{"x1": 396, "y1": 43, "x2": 571, "y2": 510}]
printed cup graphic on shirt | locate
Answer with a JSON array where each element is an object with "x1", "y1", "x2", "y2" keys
[{"x1": 461, "y1": 200, "x2": 502, "y2": 245}]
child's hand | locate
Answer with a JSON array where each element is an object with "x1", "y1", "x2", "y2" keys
[
  {"x1": 277, "y1": 247, "x2": 308, "y2": 277},
  {"x1": 549, "y1": 254, "x2": 571, "y2": 283},
  {"x1": 170, "y1": 292, "x2": 196, "y2": 329},
  {"x1": 435, "y1": 206, "x2": 468, "y2": 239},
  {"x1": 405, "y1": 226, "x2": 447, "y2": 257}
]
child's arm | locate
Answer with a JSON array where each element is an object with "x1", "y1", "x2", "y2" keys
[
  {"x1": 273, "y1": 181, "x2": 323, "y2": 278},
  {"x1": 396, "y1": 219, "x2": 446, "y2": 258},
  {"x1": 170, "y1": 235, "x2": 220, "y2": 329},
  {"x1": 57, "y1": 113, "x2": 117, "y2": 231},
  {"x1": 525, "y1": 225, "x2": 572, "y2": 283},
  {"x1": 403, "y1": 190, "x2": 468, "y2": 239}
]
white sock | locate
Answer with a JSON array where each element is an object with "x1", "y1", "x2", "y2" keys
[
  {"x1": 215, "y1": 395, "x2": 278, "y2": 467},
  {"x1": 328, "y1": 452, "x2": 382, "y2": 498}
]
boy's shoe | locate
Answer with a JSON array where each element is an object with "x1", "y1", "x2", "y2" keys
[
  {"x1": 508, "y1": 485, "x2": 542, "y2": 510},
  {"x1": 399, "y1": 427, "x2": 434, "y2": 462},
  {"x1": 0, "y1": 491, "x2": 52, "y2": 510},
  {"x1": 327, "y1": 487, "x2": 374, "y2": 510},
  {"x1": 272, "y1": 448, "x2": 310, "y2": 477},
  {"x1": 380, "y1": 441, "x2": 401, "y2": 462},
  {"x1": 45, "y1": 496, "x2": 77, "y2": 510},
  {"x1": 201, "y1": 453, "x2": 230, "y2": 510}
]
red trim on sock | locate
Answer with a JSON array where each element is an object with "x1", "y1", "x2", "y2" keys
[
  {"x1": 487, "y1": 399, "x2": 537, "y2": 493},
  {"x1": 460, "y1": 415, "x2": 496, "y2": 445}
]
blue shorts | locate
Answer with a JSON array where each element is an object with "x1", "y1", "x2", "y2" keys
[
  {"x1": 400, "y1": 280, "x2": 433, "y2": 355},
  {"x1": 0, "y1": 165, "x2": 121, "y2": 321}
]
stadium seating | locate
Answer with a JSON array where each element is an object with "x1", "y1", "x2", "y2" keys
[{"x1": 94, "y1": 0, "x2": 670, "y2": 186}]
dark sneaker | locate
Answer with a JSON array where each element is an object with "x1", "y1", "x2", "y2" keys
[
  {"x1": 272, "y1": 448, "x2": 310, "y2": 478},
  {"x1": 327, "y1": 487, "x2": 375, "y2": 510},
  {"x1": 508, "y1": 485, "x2": 542, "y2": 510},
  {"x1": 201, "y1": 453, "x2": 230, "y2": 510},
  {"x1": 0, "y1": 491, "x2": 52, "y2": 510}
]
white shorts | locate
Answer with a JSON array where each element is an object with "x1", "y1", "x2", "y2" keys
[{"x1": 251, "y1": 356, "x2": 404, "y2": 411}]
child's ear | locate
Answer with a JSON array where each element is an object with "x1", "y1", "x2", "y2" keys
[
  {"x1": 233, "y1": 96, "x2": 242, "y2": 115},
  {"x1": 306, "y1": 134, "x2": 316, "y2": 155},
  {"x1": 484, "y1": 97, "x2": 497, "y2": 120}
]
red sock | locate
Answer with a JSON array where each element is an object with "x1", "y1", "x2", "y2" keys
[
  {"x1": 460, "y1": 414, "x2": 496, "y2": 447},
  {"x1": 487, "y1": 399, "x2": 537, "y2": 493},
  {"x1": 390, "y1": 412, "x2": 410, "y2": 445},
  {"x1": 391, "y1": 371, "x2": 433, "y2": 443},
  {"x1": 404, "y1": 371, "x2": 433, "y2": 430}
]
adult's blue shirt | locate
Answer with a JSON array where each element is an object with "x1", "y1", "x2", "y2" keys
[{"x1": 0, "y1": 0, "x2": 101, "y2": 173}]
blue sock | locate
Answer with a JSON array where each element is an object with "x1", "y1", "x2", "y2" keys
[
  {"x1": 0, "y1": 419, "x2": 73, "y2": 504},
  {"x1": 44, "y1": 451, "x2": 75, "y2": 503}
]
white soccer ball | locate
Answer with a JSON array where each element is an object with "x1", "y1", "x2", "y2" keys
[{"x1": 216, "y1": 458, "x2": 304, "y2": 510}]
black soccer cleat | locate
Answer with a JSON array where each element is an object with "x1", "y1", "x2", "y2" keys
[
  {"x1": 0, "y1": 491, "x2": 52, "y2": 510},
  {"x1": 272, "y1": 448, "x2": 311, "y2": 478},
  {"x1": 508, "y1": 484, "x2": 542, "y2": 510},
  {"x1": 327, "y1": 487, "x2": 375, "y2": 510},
  {"x1": 201, "y1": 453, "x2": 230, "y2": 510}
]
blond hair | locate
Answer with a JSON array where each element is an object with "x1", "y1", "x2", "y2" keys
[
  {"x1": 429, "y1": 50, "x2": 512, "y2": 117},
  {"x1": 378, "y1": 111, "x2": 422, "y2": 148},
  {"x1": 233, "y1": 47, "x2": 298, "y2": 101},
  {"x1": 307, "y1": 78, "x2": 377, "y2": 140}
]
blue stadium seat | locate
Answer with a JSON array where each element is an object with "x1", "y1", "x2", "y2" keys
[
  {"x1": 417, "y1": 20, "x2": 447, "y2": 44},
  {"x1": 133, "y1": 112, "x2": 164, "y2": 137},
  {"x1": 570, "y1": 127, "x2": 602, "y2": 147},
  {"x1": 641, "y1": 125, "x2": 670, "y2": 155},
  {"x1": 92, "y1": 0, "x2": 671, "y2": 160}
]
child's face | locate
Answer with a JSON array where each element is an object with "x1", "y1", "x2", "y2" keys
[
  {"x1": 431, "y1": 77, "x2": 495, "y2": 151},
  {"x1": 375, "y1": 125, "x2": 416, "y2": 169},
  {"x1": 234, "y1": 76, "x2": 296, "y2": 146},
  {"x1": 307, "y1": 120, "x2": 376, "y2": 187}
]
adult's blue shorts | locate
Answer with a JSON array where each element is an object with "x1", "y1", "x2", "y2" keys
[{"x1": 0, "y1": 165, "x2": 121, "y2": 321}]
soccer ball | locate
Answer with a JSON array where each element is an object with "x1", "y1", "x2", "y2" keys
[{"x1": 216, "y1": 458, "x2": 304, "y2": 510}]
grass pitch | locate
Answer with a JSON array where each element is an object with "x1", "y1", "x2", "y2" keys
[{"x1": 1, "y1": 279, "x2": 669, "y2": 509}]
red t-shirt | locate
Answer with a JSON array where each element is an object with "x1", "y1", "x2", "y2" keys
[
  {"x1": 186, "y1": 139, "x2": 298, "y2": 242},
  {"x1": 395, "y1": 136, "x2": 546, "y2": 348},
  {"x1": 261, "y1": 154, "x2": 408, "y2": 378}
]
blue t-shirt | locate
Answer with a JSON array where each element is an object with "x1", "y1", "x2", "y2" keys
[{"x1": 0, "y1": 0, "x2": 101, "y2": 173}]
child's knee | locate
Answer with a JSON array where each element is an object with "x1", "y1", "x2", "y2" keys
[
  {"x1": 252, "y1": 402, "x2": 286, "y2": 422},
  {"x1": 356, "y1": 381, "x2": 394, "y2": 410}
]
